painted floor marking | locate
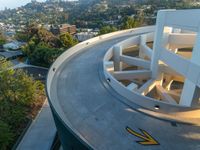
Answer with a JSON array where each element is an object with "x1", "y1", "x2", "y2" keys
[{"x1": 126, "y1": 126, "x2": 160, "y2": 146}]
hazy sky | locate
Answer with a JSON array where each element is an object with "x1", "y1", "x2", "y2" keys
[{"x1": 0, "y1": 0, "x2": 45, "y2": 10}]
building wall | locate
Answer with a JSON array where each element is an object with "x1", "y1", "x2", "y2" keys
[
  {"x1": 50, "y1": 24, "x2": 77, "y2": 35},
  {"x1": 50, "y1": 104, "x2": 91, "y2": 150}
]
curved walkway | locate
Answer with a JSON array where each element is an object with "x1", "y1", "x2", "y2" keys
[{"x1": 50, "y1": 33, "x2": 200, "y2": 150}]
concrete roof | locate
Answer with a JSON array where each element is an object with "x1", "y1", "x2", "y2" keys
[
  {"x1": 0, "y1": 50, "x2": 23, "y2": 59},
  {"x1": 49, "y1": 33, "x2": 200, "y2": 150}
]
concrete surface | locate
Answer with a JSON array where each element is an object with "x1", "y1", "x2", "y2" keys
[
  {"x1": 49, "y1": 34, "x2": 200, "y2": 150},
  {"x1": 17, "y1": 100, "x2": 56, "y2": 150}
]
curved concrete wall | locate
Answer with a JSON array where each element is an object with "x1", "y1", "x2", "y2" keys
[
  {"x1": 46, "y1": 26, "x2": 155, "y2": 150},
  {"x1": 103, "y1": 31, "x2": 200, "y2": 116}
]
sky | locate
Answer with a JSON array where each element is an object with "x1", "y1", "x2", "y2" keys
[{"x1": 0, "y1": 0, "x2": 45, "y2": 10}]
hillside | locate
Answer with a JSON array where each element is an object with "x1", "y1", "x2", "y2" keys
[{"x1": 0, "y1": 0, "x2": 199, "y2": 29}]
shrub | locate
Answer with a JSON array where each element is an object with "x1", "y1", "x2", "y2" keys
[
  {"x1": 0, "y1": 121, "x2": 14, "y2": 150},
  {"x1": 0, "y1": 60, "x2": 45, "y2": 149}
]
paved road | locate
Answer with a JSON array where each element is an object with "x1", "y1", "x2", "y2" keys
[{"x1": 51, "y1": 35, "x2": 200, "y2": 150}]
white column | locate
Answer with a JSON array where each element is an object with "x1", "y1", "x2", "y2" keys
[
  {"x1": 139, "y1": 35, "x2": 146, "y2": 59},
  {"x1": 180, "y1": 80, "x2": 200, "y2": 106},
  {"x1": 180, "y1": 28, "x2": 200, "y2": 107},
  {"x1": 151, "y1": 11, "x2": 166, "y2": 79},
  {"x1": 113, "y1": 45, "x2": 122, "y2": 71},
  {"x1": 169, "y1": 28, "x2": 181, "y2": 53}
]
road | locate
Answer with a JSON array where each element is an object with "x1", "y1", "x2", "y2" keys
[{"x1": 50, "y1": 34, "x2": 200, "y2": 150}]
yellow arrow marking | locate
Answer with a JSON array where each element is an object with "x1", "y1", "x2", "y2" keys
[{"x1": 126, "y1": 126, "x2": 160, "y2": 145}]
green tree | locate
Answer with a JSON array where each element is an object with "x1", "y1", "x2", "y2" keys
[
  {"x1": 0, "y1": 121, "x2": 14, "y2": 150},
  {"x1": 121, "y1": 16, "x2": 140, "y2": 29},
  {"x1": 0, "y1": 32, "x2": 6, "y2": 46},
  {"x1": 99, "y1": 25, "x2": 117, "y2": 35},
  {"x1": 22, "y1": 23, "x2": 62, "y2": 49},
  {"x1": 29, "y1": 45, "x2": 63, "y2": 67},
  {"x1": 15, "y1": 31, "x2": 29, "y2": 42},
  {"x1": 0, "y1": 60, "x2": 44, "y2": 149},
  {"x1": 22, "y1": 24, "x2": 64, "y2": 67},
  {"x1": 59, "y1": 32, "x2": 78, "y2": 48}
]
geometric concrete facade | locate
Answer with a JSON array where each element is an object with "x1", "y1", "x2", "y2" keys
[
  {"x1": 153, "y1": 10, "x2": 200, "y2": 107},
  {"x1": 104, "y1": 10, "x2": 200, "y2": 114}
]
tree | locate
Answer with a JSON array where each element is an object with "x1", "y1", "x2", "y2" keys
[
  {"x1": 0, "y1": 32, "x2": 6, "y2": 46},
  {"x1": 121, "y1": 16, "x2": 140, "y2": 29},
  {"x1": 29, "y1": 45, "x2": 63, "y2": 67},
  {"x1": 15, "y1": 31, "x2": 29, "y2": 42},
  {"x1": 22, "y1": 23, "x2": 62, "y2": 49},
  {"x1": 99, "y1": 25, "x2": 117, "y2": 35},
  {"x1": 27, "y1": 31, "x2": 78, "y2": 67},
  {"x1": 0, "y1": 121, "x2": 14, "y2": 150},
  {"x1": 59, "y1": 32, "x2": 78, "y2": 49},
  {"x1": 22, "y1": 24, "x2": 64, "y2": 67},
  {"x1": 0, "y1": 60, "x2": 44, "y2": 149}
]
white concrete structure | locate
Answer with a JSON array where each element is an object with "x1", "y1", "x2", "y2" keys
[
  {"x1": 46, "y1": 9, "x2": 200, "y2": 150},
  {"x1": 104, "y1": 9, "x2": 200, "y2": 112},
  {"x1": 75, "y1": 32, "x2": 98, "y2": 42}
]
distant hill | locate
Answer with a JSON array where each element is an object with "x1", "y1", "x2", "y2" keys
[{"x1": 0, "y1": 0, "x2": 198, "y2": 29}]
